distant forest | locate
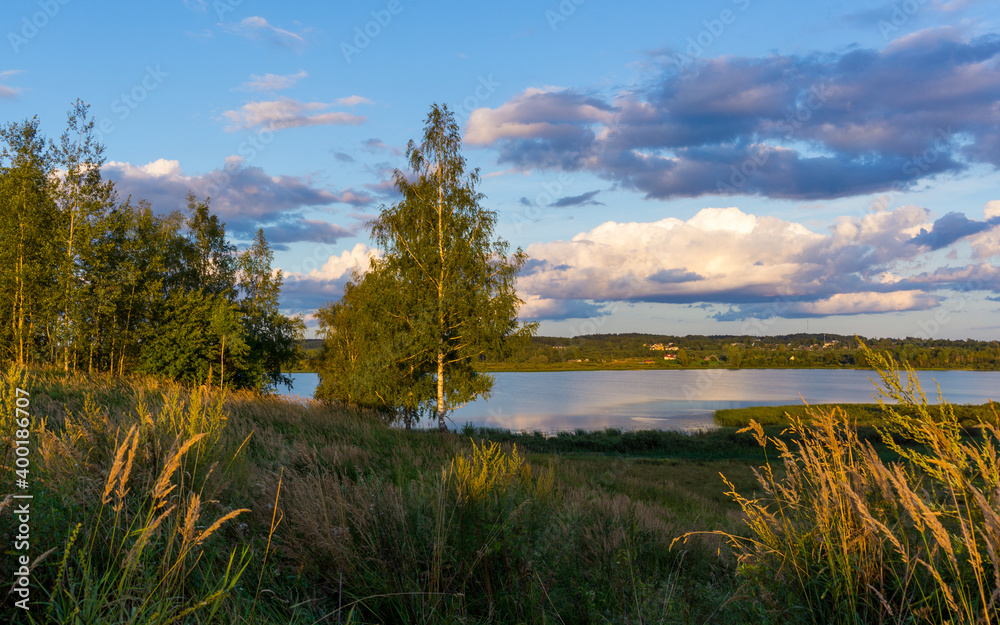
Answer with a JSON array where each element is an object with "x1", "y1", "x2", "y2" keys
[
  {"x1": 504, "y1": 333, "x2": 1000, "y2": 370},
  {"x1": 300, "y1": 333, "x2": 1000, "y2": 371},
  {"x1": 1, "y1": 104, "x2": 301, "y2": 390}
]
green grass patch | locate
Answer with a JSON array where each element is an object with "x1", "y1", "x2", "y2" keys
[{"x1": 715, "y1": 401, "x2": 999, "y2": 428}]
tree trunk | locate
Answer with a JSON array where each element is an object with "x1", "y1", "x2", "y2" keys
[
  {"x1": 437, "y1": 350, "x2": 446, "y2": 431},
  {"x1": 220, "y1": 333, "x2": 225, "y2": 388},
  {"x1": 436, "y1": 154, "x2": 447, "y2": 433},
  {"x1": 63, "y1": 209, "x2": 75, "y2": 373}
]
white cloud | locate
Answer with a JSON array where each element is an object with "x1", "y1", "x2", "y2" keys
[
  {"x1": 103, "y1": 158, "x2": 368, "y2": 241},
  {"x1": 785, "y1": 291, "x2": 938, "y2": 316},
  {"x1": 335, "y1": 95, "x2": 373, "y2": 107},
  {"x1": 985, "y1": 200, "x2": 1000, "y2": 220},
  {"x1": 517, "y1": 294, "x2": 606, "y2": 320},
  {"x1": 465, "y1": 87, "x2": 613, "y2": 145},
  {"x1": 223, "y1": 16, "x2": 307, "y2": 50},
  {"x1": 962, "y1": 201, "x2": 1000, "y2": 259},
  {"x1": 223, "y1": 97, "x2": 366, "y2": 131},
  {"x1": 517, "y1": 205, "x2": 942, "y2": 320},
  {"x1": 237, "y1": 70, "x2": 308, "y2": 92},
  {"x1": 299, "y1": 243, "x2": 381, "y2": 281}
]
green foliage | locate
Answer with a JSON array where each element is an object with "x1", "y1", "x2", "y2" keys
[
  {"x1": 139, "y1": 289, "x2": 247, "y2": 386},
  {"x1": 0, "y1": 116, "x2": 60, "y2": 366},
  {"x1": 316, "y1": 265, "x2": 433, "y2": 427},
  {"x1": 318, "y1": 103, "x2": 536, "y2": 430},
  {"x1": 488, "y1": 332, "x2": 1000, "y2": 371},
  {"x1": 0, "y1": 106, "x2": 301, "y2": 389},
  {"x1": 715, "y1": 402, "x2": 998, "y2": 428},
  {"x1": 233, "y1": 229, "x2": 303, "y2": 392}
]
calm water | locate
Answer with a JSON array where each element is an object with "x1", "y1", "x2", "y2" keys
[{"x1": 278, "y1": 369, "x2": 1000, "y2": 433}]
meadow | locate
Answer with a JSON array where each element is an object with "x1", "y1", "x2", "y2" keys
[{"x1": 1, "y1": 347, "x2": 998, "y2": 624}]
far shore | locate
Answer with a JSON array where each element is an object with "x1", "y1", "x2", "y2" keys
[{"x1": 287, "y1": 362, "x2": 998, "y2": 375}]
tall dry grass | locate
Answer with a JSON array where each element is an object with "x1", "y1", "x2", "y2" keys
[
  {"x1": 0, "y1": 367, "x2": 253, "y2": 623},
  {"x1": 690, "y1": 343, "x2": 1000, "y2": 624},
  {"x1": 3, "y1": 365, "x2": 748, "y2": 623}
]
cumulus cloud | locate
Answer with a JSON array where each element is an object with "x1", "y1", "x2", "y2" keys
[
  {"x1": 909, "y1": 212, "x2": 1000, "y2": 250},
  {"x1": 223, "y1": 16, "x2": 307, "y2": 50},
  {"x1": 103, "y1": 157, "x2": 366, "y2": 242},
  {"x1": 968, "y1": 201, "x2": 1000, "y2": 258},
  {"x1": 223, "y1": 97, "x2": 366, "y2": 131},
  {"x1": 466, "y1": 29, "x2": 1000, "y2": 200},
  {"x1": 281, "y1": 243, "x2": 381, "y2": 310},
  {"x1": 714, "y1": 291, "x2": 941, "y2": 321},
  {"x1": 236, "y1": 70, "x2": 308, "y2": 92},
  {"x1": 517, "y1": 294, "x2": 608, "y2": 321},
  {"x1": 514, "y1": 205, "x2": 980, "y2": 321}
]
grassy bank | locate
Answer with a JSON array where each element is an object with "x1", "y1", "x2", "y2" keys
[
  {"x1": 3, "y1": 351, "x2": 999, "y2": 623},
  {"x1": 0, "y1": 366, "x2": 753, "y2": 624},
  {"x1": 715, "y1": 401, "x2": 1000, "y2": 428}
]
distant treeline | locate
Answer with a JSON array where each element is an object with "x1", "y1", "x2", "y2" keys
[
  {"x1": 295, "y1": 332, "x2": 1000, "y2": 372},
  {"x1": 1, "y1": 103, "x2": 301, "y2": 389},
  {"x1": 489, "y1": 332, "x2": 1000, "y2": 370}
]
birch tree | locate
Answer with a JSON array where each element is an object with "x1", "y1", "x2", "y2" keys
[{"x1": 321, "y1": 103, "x2": 536, "y2": 431}]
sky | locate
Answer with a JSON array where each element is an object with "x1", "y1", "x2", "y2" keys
[{"x1": 3, "y1": 0, "x2": 1000, "y2": 340}]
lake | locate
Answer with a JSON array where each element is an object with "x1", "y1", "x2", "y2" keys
[{"x1": 278, "y1": 369, "x2": 1000, "y2": 433}]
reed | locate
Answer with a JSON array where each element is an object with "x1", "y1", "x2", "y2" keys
[{"x1": 686, "y1": 343, "x2": 1000, "y2": 624}]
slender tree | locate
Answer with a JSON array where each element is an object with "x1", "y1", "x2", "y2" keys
[
  {"x1": 51, "y1": 100, "x2": 116, "y2": 372},
  {"x1": 183, "y1": 193, "x2": 236, "y2": 298},
  {"x1": 0, "y1": 118, "x2": 59, "y2": 366},
  {"x1": 233, "y1": 229, "x2": 304, "y2": 391},
  {"x1": 320, "y1": 103, "x2": 536, "y2": 431}
]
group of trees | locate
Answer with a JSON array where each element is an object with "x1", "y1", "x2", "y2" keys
[
  {"x1": 0, "y1": 101, "x2": 301, "y2": 390},
  {"x1": 497, "y1": 333, "x2": 1000, "y2": 370},
  {"x1": 315, "y1": 104, "x2": 536, "y2": 431}
]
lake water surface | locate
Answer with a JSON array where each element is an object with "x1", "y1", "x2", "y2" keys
[{"x1": 279, "y1": 369, "x2": 1000, "y2": 433}]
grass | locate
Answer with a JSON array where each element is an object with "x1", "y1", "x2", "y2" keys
[
  {"x1": 0, "y1": 365, "x2": 752, "y2": 623},
  {"x1": 2, "y1": 348, "x2": 998, "y2": 623},
  {"x1": 686, "y1": 343, "x2": 1000, "y2": 624},
  {"x1": 715, "y1": 401, "x2": 999, "y2": 428}
]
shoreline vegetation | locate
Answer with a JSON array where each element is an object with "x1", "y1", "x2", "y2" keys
[
  {"x1": 3, "y1": 345, "x2": 1000, "y2": 623},
  {"x1": 295, "y1": 332, "x2": 1000, "y2": 373}
]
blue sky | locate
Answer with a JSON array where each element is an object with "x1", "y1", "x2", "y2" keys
[{"x1": 4, "y1": 0, "x2": 1000, "y2": 340}]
